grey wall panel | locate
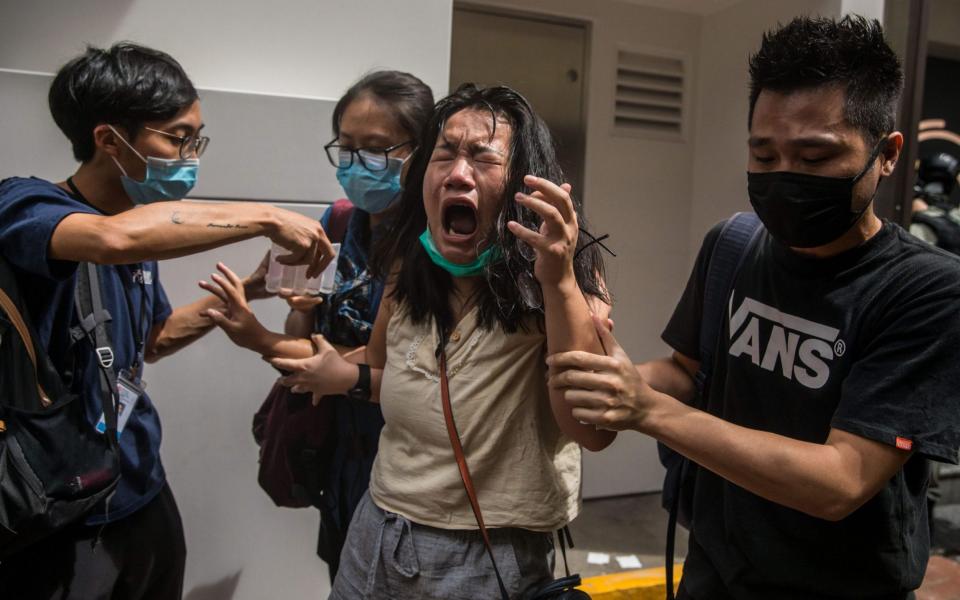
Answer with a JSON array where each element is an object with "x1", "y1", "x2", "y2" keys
[
  {"x1": 0, "y1": 69, "x2": 342, "y2": 203},
  {"x1": 0, "y1": 70, "x2": 78, "y2": 182},
  {"x1": 189, "y1": 88, "x2": 342, "y2": 203}
]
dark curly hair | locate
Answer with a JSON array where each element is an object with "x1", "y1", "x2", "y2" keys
[
  {"x1": 49, "y1": 42, "x2": 198, "y2": 162},
  {"x1": 371, "y1": 83, "x2": 608, "y2": 334},
  {"x1": 748, "y1": 15, "x2": 903, "y2": 144},
  {"x1": 331, "y1": 70, "x2": 434, "y2": 143}
]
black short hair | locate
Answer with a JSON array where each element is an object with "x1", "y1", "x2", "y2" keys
[
  {"x1": 371, "y1": 83, "x2": 608, "y2": 334},
  {"x1": 332, "y1": 70, "x2": 434, "y2": 142},
  {"x1": 748, "y1": 15, "x2": 903, "y2": 144},
  {"x1": 49, "y1": 42, "x2": 198, "y2": 162}
]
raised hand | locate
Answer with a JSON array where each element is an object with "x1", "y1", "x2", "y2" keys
[
  {"x1": 199, "y1": 262, "x2": 270, "y2": 352},
  {"x1": 268, "y1": 334, "x2": 357, "y2": 405},
  {"x1": 268, "y1": 207, "x2": 336, "y2": 278},
  {"x1": 506, "y1": 175, "x2": 578, "y2": 288},
  {"x1": 547, "y1": 315, "x2": 651, "y2": 431}
]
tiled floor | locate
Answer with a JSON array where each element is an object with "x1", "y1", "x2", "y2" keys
[{"x1": 562, "y1": 493, "x2": 960, "y2": 599}]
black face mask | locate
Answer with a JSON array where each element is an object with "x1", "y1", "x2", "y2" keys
[{"x1": 747, "y1": 139, "x2": 887, "y2": 248}]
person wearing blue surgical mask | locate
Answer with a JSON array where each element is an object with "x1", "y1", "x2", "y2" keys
[
  {"x1": 209, "y1": 71, "x2": 434, "y2": 583},
  {"x1": 0, "y1": 42, "x2": 335, "y2": 600}
]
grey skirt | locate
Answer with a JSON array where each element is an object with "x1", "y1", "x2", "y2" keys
[{"x1": 329, "y1": 491, "x2": 556, "y2": 600}]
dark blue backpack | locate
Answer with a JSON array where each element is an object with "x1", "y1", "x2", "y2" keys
[{"x1": 660, "y1": 212, "x2": 763, "y2": 599}]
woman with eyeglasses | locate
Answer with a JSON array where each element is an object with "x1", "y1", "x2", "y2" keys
[{"x1": 200, "y1": 70, "x2": 434, "y2": 580}]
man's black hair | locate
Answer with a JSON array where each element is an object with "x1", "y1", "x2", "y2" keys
[
  {"x1": 332, "y1": 70, "x2": 435, "y2": 143},
  {"x1": 748, "y1": 15, "x2": 903, "y2": 144},
  {"x1": 371, "y1": 83, "x2": 608, "y2": 334},
  {"x1": 49, "y1": 42, "x2": 199, "y2": 162}
]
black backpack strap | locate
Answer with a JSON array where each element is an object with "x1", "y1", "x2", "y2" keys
[
  {"x1": 665, "y1": 211, "x2": 763, "y2": 600},
  {"x1": 74, "y1": 262, "x2": 121, "y2": 446},
  {"x1": 694, "y1": 211, "x2": 763, "y2": 393}
]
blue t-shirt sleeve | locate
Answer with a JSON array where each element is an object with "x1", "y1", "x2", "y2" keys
[
  {"x1": 0, "y1": 178, "x2": 98, "y2": 281},
  {"x1": 151, "y1": 262, "x2": 173, "y2": 325}
]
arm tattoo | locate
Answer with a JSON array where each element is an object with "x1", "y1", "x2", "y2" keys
[{"x1": 207, "y1": 222, "x2": 250, "y2": 230}]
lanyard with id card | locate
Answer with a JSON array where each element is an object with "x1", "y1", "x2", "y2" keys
[
  {"x1": 95, "y1": 370, "x2": 144, "y2": 437},
  {"x1": 93, "y1": 263, "x2": 150, "y2": 439}
]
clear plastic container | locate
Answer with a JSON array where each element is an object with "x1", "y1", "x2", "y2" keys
[{"x1": 265, "y1": 242, "x2": 340, "y2": 295}]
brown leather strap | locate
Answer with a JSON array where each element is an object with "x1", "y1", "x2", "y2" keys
[
  {"x1": 0, "y1": 287, "x2": 52, "y2": 406},
  {"x1": 438, "y1": 342, "x2": 510, "y2": 600}
]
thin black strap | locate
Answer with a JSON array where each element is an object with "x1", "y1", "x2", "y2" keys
[
  {"x1": 665, "y1": 481, "x2": 681, "y2": 600},
  {"x1": 693, "y1": 211, "x2": 763, "y2": 394},
  {"x1": 118, "y1": 269, "x2": 148, "y2": 372},
  {"x1": 436, "y1": 330, "x2": 510, "y2": 600},
  {"x1": 66, "y1": 176, "x2": 91, "y2": 207},
  {"x1": 557, "y1": 526, "x2": 574, "y2": 578}
]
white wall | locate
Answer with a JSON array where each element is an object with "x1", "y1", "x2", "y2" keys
[
  {"x1": 841, "y1": 0, "x2": 884, "y2": 21},
  {"x1": 0, "y1": 1, "x2": 452, "y2": 598},
  {"x1": 0, "y1": 0, "x2": 451, "y2": 100},
  {"x1": 688, "y1": 0, "x2": 843, "y2": 255}
]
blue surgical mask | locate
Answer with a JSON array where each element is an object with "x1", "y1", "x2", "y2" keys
[
  {"x1": 418, "y1": 227, "x2": 500, "y2": 277},
  {"x1": 336, "y1": 155, "x2": 406, "y2": 214},
  {"x1": 109, "y1": 125, "x2": 199, "y2": 205}
]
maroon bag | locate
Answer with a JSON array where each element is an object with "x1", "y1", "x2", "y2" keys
[{"x1": 251, "y1": 199, "x2": 354, "y2": 508}]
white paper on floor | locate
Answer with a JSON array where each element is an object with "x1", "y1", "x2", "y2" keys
[
  {"x1": 586, "y1": 552, "x2": 611, "y2": 565},
  {"x1": 615, "y1": 555, "x2": 643, "y2": 569}
]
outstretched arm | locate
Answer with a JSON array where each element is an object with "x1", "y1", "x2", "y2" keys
[
  {"x1": 146, "y1": 255, "x2": 272, "y2": 362},
  {"x1": 548, "y1": 320, "x2": 910, "y2": 521},
  {"x1": 51, "y1": 200, "x2": 334, "y2": 277},
  {"x1": 507, "y1": 175, "x2": 616, "y2": 452}
]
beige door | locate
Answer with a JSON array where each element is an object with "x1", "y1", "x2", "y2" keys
[{"x1": 450, "y1": 7, "x2": 588, "y2": 203}]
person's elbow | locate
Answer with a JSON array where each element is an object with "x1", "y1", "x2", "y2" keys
[
  {"x1": 63, "y1": 224, "x2": 133, "y2": 264},
  {"x1": 143, "y1": 341, "x2": 165, "y2": 364},
  {"x1": 91, "y1": 226, "x2": 135, "y2": 264},
  {"x1": 143, "y1": 326, "x2": 168, "y2": 364},
  {"x1": 580, "y1": 429, "x2": 617, "y2": 452},
  {"x1": 804, "y1": 482, "x2": 875, "y2": 522}
]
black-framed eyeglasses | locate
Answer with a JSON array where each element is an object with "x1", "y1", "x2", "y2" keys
[
  {"x1": 144, "y1": 126, "x2": 211, "y2": 158},
  {"x1": 324, "y1": 139, "x2": 413, "y2": 172}
]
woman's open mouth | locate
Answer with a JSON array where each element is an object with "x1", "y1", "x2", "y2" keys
[{"x1": 442, "y1": 202, "x2": 479, "y2": 239}]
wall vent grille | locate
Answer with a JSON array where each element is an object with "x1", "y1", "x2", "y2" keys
[{"x1": 613, "y1": 49, "x2": 686, "y2": 139}]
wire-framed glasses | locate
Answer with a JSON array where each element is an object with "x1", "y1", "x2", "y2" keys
[
  {"x1": 324, "y1": 139, "x2": 413, "y2": 172},
  {"x1": 143, "y1": 126, "x2": 211, "y2": 158}
]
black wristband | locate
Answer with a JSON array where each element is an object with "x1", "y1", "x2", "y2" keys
[{"x1": 347, "y1": 364, "x2": 371, "y2": 402}]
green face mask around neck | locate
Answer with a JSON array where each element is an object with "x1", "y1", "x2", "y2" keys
[{"x1": 418, "y1": 227, "x2": 500, "y2": 277}]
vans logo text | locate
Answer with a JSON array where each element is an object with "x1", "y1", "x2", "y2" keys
[{"x1": 728, "y1": 296, "x2": 842, "y2": 390}]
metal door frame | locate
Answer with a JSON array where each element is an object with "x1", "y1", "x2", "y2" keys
[{"x1": 877, "y1": 0, "x2": 931, "y2": 227}]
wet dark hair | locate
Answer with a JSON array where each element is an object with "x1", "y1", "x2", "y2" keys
[
  {"x1": 332, "y1": 70, "x2": 434, "y2": 142},
  {"x1": 748, "y1": 15, "x2": 903, "y2": 144},
  {"x1": 371, "y1": 83, "x2": 608, "y2": 334},
  {"x1": 49, "y1": 42, "x2": 199, "y2": 162}
]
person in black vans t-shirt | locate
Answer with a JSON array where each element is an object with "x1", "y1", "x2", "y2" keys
[
  {"x1": 548, "y1": 16, "x2": 960, "y2": 600},
  {"x1": 0, "y1": 43, "x2": 334, "y2": 599}
]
